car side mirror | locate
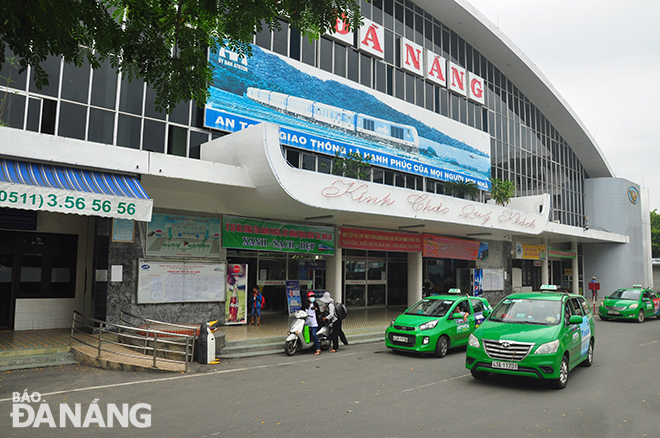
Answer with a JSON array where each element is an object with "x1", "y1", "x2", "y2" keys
[
  {"x1": 569, "y1": 315, "x2": 583, "y2": 325},
  {"x1": 482, "y1": 309, "x2": 491, "y2": 318},
  {"x1": 451, "y1": 312, "x2": 463, "y2": 320}
]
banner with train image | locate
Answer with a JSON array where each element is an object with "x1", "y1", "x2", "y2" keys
[{"x1": 205, "y1": 44, "x2": 491, "y2": 190}]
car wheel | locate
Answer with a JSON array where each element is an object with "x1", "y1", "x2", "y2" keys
[
  {"x1": 434, "y1": 335, "x2": 449, "y2": 358},
  {"x1": 471, "y1": 368, "x2": 489, "y2": 380},
  {"x1": 599, "y1": 315, "x2": 609, "y2": 321},
  {"x1": 284, "y1": 340, "x2": 297, "y2": 356},
  {"x1": 637, "y1": 310, "x2": 645, "y2": 323},
  {"x1": 581, "y1": 340, "x2": 594, "y2": 367},
  {"x1": 551, "y1": 355, "x2": 569, "y2": 389}
]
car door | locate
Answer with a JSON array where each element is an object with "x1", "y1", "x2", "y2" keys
[
  {"x1": 451, "y1": 299, "x2": 473, "y2": 345},
  {"x1": 470, "y1": 298, "x2": 487, "y2": 329},
  {"x1": 642, "y1": 290, "x2": 655, "y2": 317},
  {"x1": 563, "y1": 298, "x2": 583, "y2": 367}
]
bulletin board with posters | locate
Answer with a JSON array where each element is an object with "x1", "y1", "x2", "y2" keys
[
  {"x1": 137, "y1": 260, "x2": 226, "y2": 304},
  {"x1": 482, "y1": 269, "x2": 504, "y2": 291}
]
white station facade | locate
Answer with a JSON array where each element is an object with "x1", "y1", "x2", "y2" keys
[{"x1": 0, "y1": 0, "x2": 651, "y2": 330}]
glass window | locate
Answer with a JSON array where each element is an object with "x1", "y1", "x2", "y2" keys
[
  {"x1": 255, "y1": 24, "x2": 271, "y2": 49},
  {"x1": 289, "y1": 27, "x2": 301, "y2": 62},
  {"x1": 41, "y1": 99, "x2": 57, "y2": 135},
  {"x1": 302, "y1": 153, "x2": 316, "y2": 171},
  {"x1": 360, "y1": 54, "x2": 372, "y2": 87},
  {"x1": 189, "y1": 130, "x2": 208, "y2": 159},
  {"x1": 286, "y1": 149, "x2": 300, "y2": 168},
  {"x1": 318, "y1": 156, "x2": 331, "y2": 174},
  {"x1": 88, "y1": 108, "x2": 115, "y2": 145},
  {"x1": 1, "y1": 48, "x2": 28, "y2": 91},
  {"x1": 334, "y1": 43, "x2": 346, "y2": 77},
  {"x1": 272, "y1": 20, "x2": 288, "y2": 56},
  {"x1": 347, "y1": 49, "x2": 359, "y2": 82},
  {"x1": 61, "y1": 61, "x2": 90, "y2": 103},
  {"x1": 58, "y1": 101, "x2": 87, "y2": 140},
  {"x1": 0, "y1": 93, "x2": 25, "y2": 128},
  {"x1": 117, "y1": 113, "x2": 141, "y2": 149},
  {"x1": 301, "y1": 38, "x2": 316, "y2": 67},
  {"x1": 143, "y1": 119, "x2": 165, "y2": 153},
  {"x1": 168, "y1": 125, "x2": 187, "y2": 157},
  {"x1": 320, "y1": 37, "x2": 333, "y2": 73},
  {"x1": 29, "y1": 56, "x2": 60, "y2": 97},
  {"x1": 119, "y1": 76, "x2": 144, "y2": 115},
  {"x1": 169, "y1": 100, "x2": 189, "y2": 125},
  {"x1": 145, "y1": 86, "x2": 166, "y2": 120},
  {"x1": 90, "y1": 59, "x2": 117, "y2": 109},
  {"x1": 26, "y1": 98, "x2": 41, "y2": 132}
]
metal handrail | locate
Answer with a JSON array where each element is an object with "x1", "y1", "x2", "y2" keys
[{"x1": 70, "y1": 311, "x2": 196, "y2": 372}]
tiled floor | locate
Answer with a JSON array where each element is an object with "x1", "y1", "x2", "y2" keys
[{"x1": 0, "y1": 306, "x2": 406, "y2": 351}]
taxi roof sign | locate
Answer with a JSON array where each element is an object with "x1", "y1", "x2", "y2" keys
[
  {"x1": 633, "y1": 284, "x2": 642, "y2": 288},
  {"x1": 448, "y1": 288, "x2": 461, "y2": 294},
  {"x1": 540, "y1": 285, "x2": 557, "y2": 290}
]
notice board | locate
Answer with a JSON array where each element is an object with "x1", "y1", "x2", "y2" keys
[
  {"x1": 482, "y1": 269, "x2": 504, "y2": 292},
  {"x1": 137, "y1": 259, "x2": 226, "y2": 304}
]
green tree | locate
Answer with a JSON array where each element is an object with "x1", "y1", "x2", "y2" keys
[
  {"x1": 651, "y1": 209, "x2": 660, "y2": 258},
  {"x1": 332, "y1": 151, "x2": 373, "y2": 180},
  {"x1": 445, "y1": 180, "x2": 480, "y2": 200},
  {"x1": 0, "y1": 0, "x2": 362, "y2": 112},
  {"x1": 489, "y1": 177, "x2": 516, "y2": 206}
]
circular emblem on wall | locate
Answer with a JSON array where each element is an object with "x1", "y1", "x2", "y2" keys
[{"x1": 628, "y1": 186, "x2": 639, "y2": 204}]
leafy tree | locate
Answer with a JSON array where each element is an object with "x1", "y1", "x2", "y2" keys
[
  {"x1": 489, "y1": 177, "x2": 516, "y2": 206},
  {"x1": 651, "y1": 209, "x2": 660, "y2": 258},
  {"x1": 0, "y1": 0, "x2": 362, "y2": 112},
  {"x1": 445, "y1": 180, "x2": 480, "y2": 200},
  {"x1": 332, "y1": 151, "x2": 373, "y2": 180}
]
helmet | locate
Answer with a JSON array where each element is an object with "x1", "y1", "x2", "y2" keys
[{"x1": 307, "y1": 291, "x2": 315, "y2": 298}]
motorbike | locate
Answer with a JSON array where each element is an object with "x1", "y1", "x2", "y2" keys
[{"x1": 284, "y1": 310, "x2": 332, "y2": 356}]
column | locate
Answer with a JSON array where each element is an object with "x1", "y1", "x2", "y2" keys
[
  {"x1": 325, "y1": 248, "x2": 343, "y2": 303},
  {"x1": 542, "y1": 239, "x2": 549, "y2": 285},
  {"x1": 572, "y1": 241, "x2": 579, "y2": 295},
  {"x1": 408, "y1": 252, "x2": 423, "y2": 307}
]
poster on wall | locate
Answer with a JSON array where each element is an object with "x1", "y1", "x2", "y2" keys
[
  {"x1": 483, "y1": 269, "x2": 504, "y2": 291},
  {"x1": 423, "y1": 235, "x2": 487, "y2": 260},
  {"x1": 204, "y1": 43, "x2": 491, "y2": 190},
  {"x1": 146, "y1": 213, "x2": 222, "y2": 258},
  {"x1": 286, "y1": 280, "x2": 302, "y2": 315},
  {"x1": 223, "y1": 215, "x2": 334, "y2": 255},
  {"x1": 226, "y1": 264, "x2": 248, "y2": 325},
  {"x1": 137, "y1": 260, "x2": 226, "y2": 304},
  {"x1": 473, "y1": 268, "x2": 483, "y2": 297},
  {"x1": 515, "y1": 242, "x2": 546, "y2": 260}
]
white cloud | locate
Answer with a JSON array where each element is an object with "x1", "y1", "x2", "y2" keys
[{"x1": 466, "y1": 0, "x2": 660, "y2": 210}]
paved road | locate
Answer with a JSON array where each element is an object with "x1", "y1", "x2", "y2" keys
[{"x1": 1, "y1": 317, "x2": 659, "y2": 437}]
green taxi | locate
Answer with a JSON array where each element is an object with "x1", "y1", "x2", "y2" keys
[
  {"x1": 466, "y1": 286, "x2": 595, "y2": 389},
  {"x1": 598, "y1": 285, "x2": 660, "y2": 322},
  {"x1": 385, "y1": 290, "x2": 492, "y2": 358}
]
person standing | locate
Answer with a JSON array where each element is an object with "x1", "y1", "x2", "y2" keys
[
  {"x1": 305, "y1": 291, "x2": 321, "y2": 355},
  {"x1": 319, "y1": 292, "x2": 348, "y2": 352},
  {"x1": 249, "y1": 286, "x2": 262, "y2": 326},
  {"x1": 589, "y1": 276, "x2": 599, "y2": 302}
]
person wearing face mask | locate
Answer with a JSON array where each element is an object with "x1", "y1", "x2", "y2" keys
[{"x1": 305, "y1": 291, "x2": 322, "y2": 356}]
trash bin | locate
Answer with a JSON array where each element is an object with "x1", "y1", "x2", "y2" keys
[{"x1": 196, "y1": 322, "x2": 216, "y2": 364}]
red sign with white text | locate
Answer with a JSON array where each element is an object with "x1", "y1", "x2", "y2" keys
[
  {"x1": 423, "y1": 234, "x2": 480, "y2": 260},
  {"x1": 339, "y1": 227, "x2": 422, "y2": 252}
]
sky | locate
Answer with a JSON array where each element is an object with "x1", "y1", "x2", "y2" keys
[{"x1": 464, "y1": 0, "x2": 660, "y2": 211}]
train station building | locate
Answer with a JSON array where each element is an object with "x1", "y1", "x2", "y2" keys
[{"x1": 0, "y1": 0, "x2": 651, "y2": 331}]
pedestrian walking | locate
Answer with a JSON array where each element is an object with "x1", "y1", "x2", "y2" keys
[
  {"x1": 249, "y1": 286, "x2": 263, "y2": 326},
  {"x1": 319, "y1": 292, "x2": 348, "y2": 352},
  {"x1": 305, "y1": 291, "x2": 321, "y2": 355}
]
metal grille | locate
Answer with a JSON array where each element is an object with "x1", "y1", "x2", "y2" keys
[
  {"x1": 604, "y1": 305, "x2": 626, "y2": 311},
  {"x1": 393, "y1": 325, "x2": 415, "y2": 331},
  {"x1": 483, "y1": 339, "x2": 534, "y2": 362}
]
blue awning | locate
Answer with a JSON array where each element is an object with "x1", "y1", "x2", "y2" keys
[{"x1": 0, "y1": 158, "x2": 153, "y2": 221}]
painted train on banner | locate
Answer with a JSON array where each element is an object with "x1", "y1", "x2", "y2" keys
[{"x1": 246, "y1": 87, "x2": 420, "y2": 153}]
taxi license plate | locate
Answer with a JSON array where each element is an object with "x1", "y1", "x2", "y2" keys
[
  {"x1": 392, "y1": 335, "x2": 408, "y2": 343},
  {"x1": 608, "y1": 310, "x2": 620, "y2": 315},
  {"x1": 492, "y1": 361, "x2": 518, "y2": 370}
]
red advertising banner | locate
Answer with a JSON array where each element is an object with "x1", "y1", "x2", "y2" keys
[
  {"x1": 423, "y1": 234, "x2": 481, "y2": 260},
  {"x1": 339, "y1": 227, "x2": 422, "y2": 252}
]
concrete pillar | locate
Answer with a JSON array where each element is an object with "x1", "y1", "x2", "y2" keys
[
  {"x1": 408, "y1": 252, "x2": 423, "y2": 307},
  {"x1": 542, "y1": 239, "x2": 549, "y2": 286},
  {"x1": 325, "y1": 249, "x2": 343, "y2": 302},
  {"x1": 572, "y1": 241, "x2": 579, "y2": 294}
]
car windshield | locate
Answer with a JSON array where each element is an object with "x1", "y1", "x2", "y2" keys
[
  {"x1": 406, "y1": 299, "x2": 454, "y2": 317},
  {"x1": 608, "y1": 289, "x2": 641, "y2": 300},
  {"x1": 489, "y1": 298, "x2": 562, "y2": 325}
]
